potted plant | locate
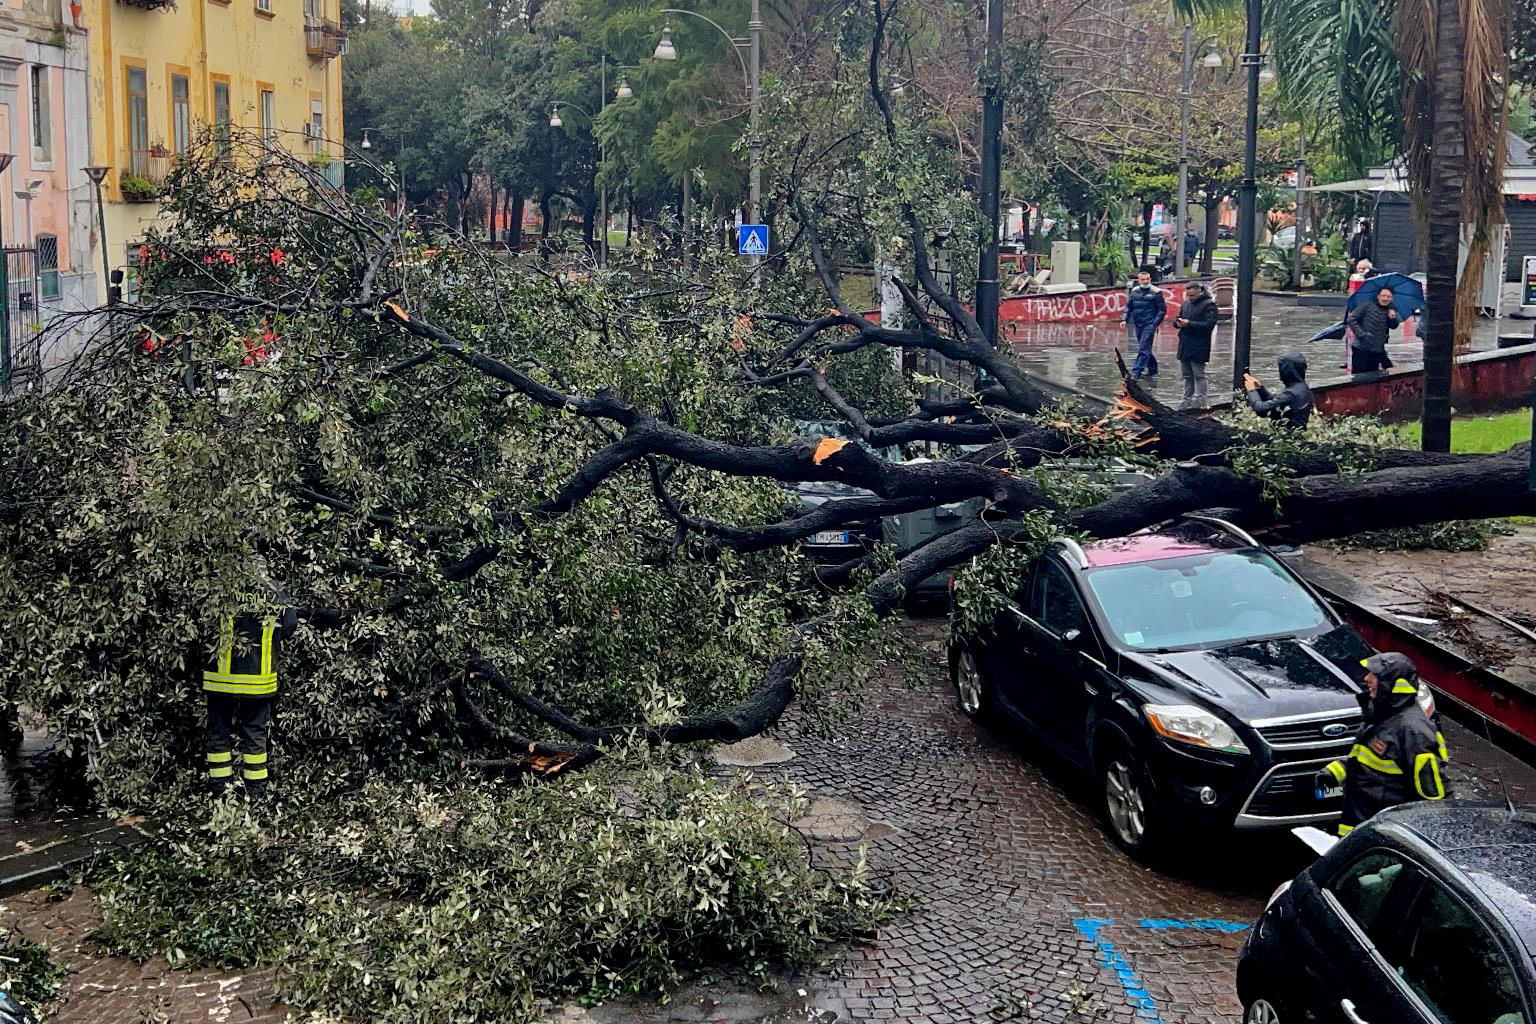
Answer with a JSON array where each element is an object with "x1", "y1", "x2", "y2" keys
[{"x1": 120, "y1": 173, "x2": 161, "y2": 202}]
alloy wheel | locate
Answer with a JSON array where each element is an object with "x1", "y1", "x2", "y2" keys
[
  {"x1": 956, "y1": 648, "x2": 983, "y2": 716},
  {"x1": 1105, "y1": 759, "x2": 1147, "y2": 846},
  {"x1": 1245, "y1": 999, "x2": 1281, "y2": 1024}
]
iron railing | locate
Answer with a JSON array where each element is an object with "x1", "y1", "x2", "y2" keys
[{"x1": 305, "y1": 17, "x2": 348, "y2": 58}]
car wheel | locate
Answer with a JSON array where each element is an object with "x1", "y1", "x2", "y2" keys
[
  {"x1": 951, "y1": 643, "x2": 993, "y2": 721},
  {"x1": 1101, "y1": 747, "x2": 1164, "y2": 856},
  {"x1": 1243, "y1": 998, "x2": 1283, "y2": 1024}
]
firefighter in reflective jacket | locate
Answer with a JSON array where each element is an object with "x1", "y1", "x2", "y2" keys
[
  {"x1": 204, "y1": 571, "x2": 296, "y2": 796},
  {"x1": 1315, "y1": 652, "x2": 1450, "y2": 835}
]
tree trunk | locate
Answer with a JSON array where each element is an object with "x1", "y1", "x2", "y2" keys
[
  {"x1": 539, "y1": 191, "x2": 553, "y2": 241},
  {"x1": 1139, "y1": 199, "x2": 1152, "y2": 266},
  {"x1": 1201, "y1": 194, "x2": 1220, "y2": 274},
  {"x1": 508, "y1": 192, "x2": 524, "y2": 250},
  {"x1": 1421, "y1": 0, "x2": 1466, "y2": 453}
]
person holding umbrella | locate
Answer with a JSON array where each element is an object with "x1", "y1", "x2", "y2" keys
[{"x1": 1346, "y1": 286, "x2": 1400, "y2": 374}]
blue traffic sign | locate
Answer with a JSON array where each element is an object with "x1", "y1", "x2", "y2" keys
[{"x1": 737, "y1": 224, "x2": 769, "y2": 257}]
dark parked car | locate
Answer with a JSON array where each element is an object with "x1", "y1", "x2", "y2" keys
[
  {"x1": 947, "y1": 515, "x2": 1417, "y2": 856},
  {"x1": 1238, "y1": 801, "x2": 1536, "y2": 1024}
]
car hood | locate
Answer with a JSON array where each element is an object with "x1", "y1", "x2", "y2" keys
[{"x1": 1122, "y1": 627, "x2": 1367, "y2": 721}]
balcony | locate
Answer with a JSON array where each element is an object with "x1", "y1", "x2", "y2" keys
[
  {"x1": 121, "y1": 148, "x2": 171, "y2": 203},
  {"x1": 305, "y1": 16, "x2": 348, "y2": 59},
  {"x1": 306, "y1": 157, "x2": 345, "y2": 191}
]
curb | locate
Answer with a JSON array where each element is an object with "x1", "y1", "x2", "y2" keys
[{"x1": 0, "y1": 820, "x2": 149, "y2": 896}]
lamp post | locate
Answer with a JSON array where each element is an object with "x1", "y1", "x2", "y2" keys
[
  {"x1": 1177, "y1": 30, "x2": 1223, "y2": 277},
  {"x1": 83, "y1": 166, "x2": 110, "y2": 305},
  {"x1": 1232, "y1": 0, "x2": 1265, "y2": 392},
  {"x1": 0, "y1": 154, "x2": 10, "y2": 389},
  {"x1": 548, "y1": 100, "x2": 607, "y2": 266},
  {"x1": 15, "y1": 182, "x2": 38, "y2": 312},
  {"x1": 975, "y1": 0, "x2": 1003, "y2": 349},
  {"x1": 358, "y1": 127, "x2": 405, "y2": 201},
  {"x1": 655, "y1": 4, "x2": 762, "y2": 269}
]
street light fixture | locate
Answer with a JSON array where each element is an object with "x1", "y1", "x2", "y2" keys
[
  {"x1": 653, "y1": 6, "x2": 764, "y2": 271},
  {"x1": 356, "y1": 126, "x2": 405, "y2": 199},
  {"x1": 359, "y1": 128, "x2": 374, "y2": 150},
  {"x1": 890, "y1": 77, "x2": 908, "y2": 97},
  {"x1": 1258, "y1": 64, "x2": 1276, "y2": 84},
  {"x1": 1202, "y1": 48, "x2": 1223, "y2": 68},
  {"x1": 548, "y1": 105, "x2": 564, "y2": 128},
  {"x1": 83, "y1": 165, "x2": 110, "y2": 307},
  {"x1": 654, "y1": 25, "x2": 676, "y2": 60},
  {"x1": 615, "y1": 74, "x2": 633, "y2": 100}
]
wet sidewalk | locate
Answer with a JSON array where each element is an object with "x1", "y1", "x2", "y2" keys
[{"x1": 1008, "y1": 293, "x2": 1527, "y2": 400}]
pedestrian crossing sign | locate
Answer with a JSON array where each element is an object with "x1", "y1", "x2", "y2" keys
[{"x1": 737, "y1": 224, "x2": 769, "y2": 256}]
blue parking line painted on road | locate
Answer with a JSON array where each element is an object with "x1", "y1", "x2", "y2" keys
[
  {"x1": 1138, "y1": 918, "x2": 1250, "y2": 933},
  {"x1": 1073, "y1": 918, "x2": 1164, "y2": 1022}
]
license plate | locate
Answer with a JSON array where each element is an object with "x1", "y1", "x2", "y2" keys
[{"x1": 810, "y1": 531, "x2": 850, "y2": 545}]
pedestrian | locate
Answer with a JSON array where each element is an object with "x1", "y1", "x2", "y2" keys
[
  {"x1": 1157, "y1": 233, "x2": 1176, "y2": 277},
  {"x1": 1242, "y1": 351, "x2": 1313, "y2": 428},
  {"x1": 1174, "y1": 282, "x2": 1218, "y2": 407},
  {"x1": 1346, "y1": 258, "x2": 1374, "y2": 296},
  {"x1": 1123, "y1": 270, "x2": 1166, "y2": 380},
  {"x1": 1347, "y1": 217, "x2": 1372, "y2": 264},
  {"x1": 1183, "y1": 224, "x2": 1201, "y2": 270},
  {"x1": 1316, "y1": 652, "x2": 1450, "y2": 836},
  {"x1": 1345, "y1": 286, "x2": 1398, "y2": 374},
  {"x1": 203, "y1": 557, "x2": 296, "y2": 798}
]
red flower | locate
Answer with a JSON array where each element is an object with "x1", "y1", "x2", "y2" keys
[
  {"x1": 220, "y1": 250, "x2": 236, "y2": 265},
  {"x1": 270, "y1": 249, "x2": 284, "y2": 266},
  {"x1": 138, "y1": 244, "x2": 152, "y2": 264}
]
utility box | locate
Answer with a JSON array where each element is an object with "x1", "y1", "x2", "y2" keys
[
  {"x1": 1522, "y1": 255, "x2": 1536, "y2": 317},
  {"x1": 1051, "y1": 241, "x2": 1081, "y2": 287}
]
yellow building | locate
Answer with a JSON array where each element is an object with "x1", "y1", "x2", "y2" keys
[{"x1": 82, "y1": 0, "x2": 346, "y2": 294}]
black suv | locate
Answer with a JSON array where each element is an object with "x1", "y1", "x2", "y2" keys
[
  {"x1": 947, "y1": 515, "x2": 1408, "y2": 856},
  {"x1": 1238, "y1": 801, "x2": 1536, "y2": 1024}
]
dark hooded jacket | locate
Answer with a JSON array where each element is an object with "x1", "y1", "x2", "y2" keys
[
  {"x1": 1123, "y1": 283, "x2": 1166, "y2": 329},
  {"x1": 1324, "y1": 652, "x2": 1450, "y2": 829},
  {"x1": 1174, "y1": 292, "x2": 1219, "y2": 363},
  {"x1": 1245, "y1": 351, "x2": 1313, "y2": 429},
  {"x1": 1346, "y1": 299, "x2": 1398, "y2": 354}
]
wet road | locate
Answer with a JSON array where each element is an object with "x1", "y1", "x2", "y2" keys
[{"x1": 1006, "y1": 294, "x2": 1522, "y2": 400}]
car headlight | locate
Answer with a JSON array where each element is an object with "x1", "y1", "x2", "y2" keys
[{"x1": 1144, "y1": 704, "x2": 1251, "y2": 755}]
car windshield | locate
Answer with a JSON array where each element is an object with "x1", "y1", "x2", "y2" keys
[{"x1": 1082, "y1": 548, "x2": 1330, "y2": 651}]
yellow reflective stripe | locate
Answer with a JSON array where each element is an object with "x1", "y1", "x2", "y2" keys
[
  {"x1": 206, "y1": 751, "x2": 233, "y2": 764},
  {"x1": 1392, "y1": 682, "x2": 1417, "y2": 695},
  {"x1": 242, "y1": 751, "x2": 268, "y2": 765},
  {"x1": 1437, "y1": 732, "x2": 1450, "y2": 761},
  {"x1": 1351, "y1": 743, "x2": 1403, "y2": 775},
  {"x1": 202, "y1": 671, "x2": 277, "y2": 685},
  {"x1": 259, "y1": 618, "x2": 275, "y2": 677},
  {"x1": 202, "y1": 676, "x2": 278, "y2": 696},
  {"x1": 242, "y1": 767, "x2": 269, "y2": 781},
  {"x1": 218, "y1": 616, "x2": 234, "y2": 675},
  {"x1": 1359, "y1": 659, "x2": 1370, "y2": 667},
  {"x1": 208, "y1": 766, "x2": 234, "y2": 779},
  {"x1": 1338, "y1": 823, "x2": 1354, "y2": 836},
  {"x1": 1325, "y1": 761, "x2": 1348, "y2": 783},
  {"x1": 1414, "y1": 753, "x2": 1446, "y2": 800}
]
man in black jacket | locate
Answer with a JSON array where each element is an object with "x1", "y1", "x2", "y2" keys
[
  {"x1": 204, "y1": 559, "x2": 297, "y2": 797},
  {"x1": 1243, "y1": 351, "x2": 1313, "y2": 428},
  {"x1": 1316, "y1": 652, "x2": 1450, "y2": 836},
  {"x1": 1345, "y1": 287, "x2": 1398, "y2": 373},
  {"x1": 1173, "y1": 282, "x2": 1219, "y2": 407}
]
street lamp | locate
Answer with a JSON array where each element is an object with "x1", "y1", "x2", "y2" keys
[
  {"x1": 549, "y1": 100, "x2": 609, "y2": 266},
  {"x1": 357, "y1": 127, "x2": 405, "y2": 198},
  {"x1": 15, "y1": 185, "x2": 37, "y2": 314},
  {"x1": 1232, "y1": 0, "x2": 1267, "y2": 392},
  {"x1": 83, "y1": 166, "x2": 110, "y2": 307},
  {"x1": 615, "y1": 74, "x2": 633, "y2": 100},
  {"x1": 0, "y1": 154, "x2": 10, "y2": 390},
  {"x1": 890, "y1": 77, "x2": 909, "y2": 97},
  {"x1": 654, "y1": 6, "x2": 763, "y2": 269},
  {"x1": 1177, "y1": 28, "x2": 1224, "y2": 276}
]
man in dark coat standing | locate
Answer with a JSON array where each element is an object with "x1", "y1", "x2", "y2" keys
[
  {"x1": 1122, "y1": 270, "x2": 1166, "y2": 380},
  {"x1": 1347, "y1": 217, "x2": 1373, "y2": 264},
  {"x1": 1244, "y1": 351, "x2": 1314, "y2": 428},
  {"x1": 1173, "y1": 282, "x2": 1219, "y2": 407},
  {"x1": 1345, "y1": 287, "x2": 1399, "y2": 373},
  {"x1": 1182, "y1": 225, "x2": 1201, "y2": 271}
]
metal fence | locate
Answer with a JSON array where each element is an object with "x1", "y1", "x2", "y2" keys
[{"x1": 0, "y1": 246, "x2": 40, "y2": 391}]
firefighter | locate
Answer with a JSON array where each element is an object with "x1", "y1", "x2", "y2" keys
[
  {"x1": 204, "y1": 559, "x2": 296, "y2": 797},
  {"x1": 1316, "y1": 652, "x2": 1450, "y2": 835}
]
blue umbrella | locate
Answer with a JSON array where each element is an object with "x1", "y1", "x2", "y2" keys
[
  {"x1": 1308, "y1": 321, "x2": 1346, "y2": 342},
  {"x1": 1346, "y1": 272, "x2": 1425, "y2": 322}
]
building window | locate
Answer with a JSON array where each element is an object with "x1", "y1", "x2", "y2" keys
[
  {"x1": 171, "y1": 74, "x2": 190, "y2": 156},
  {"x1": 213, "y1": 80, "x2": 231, "y2": 156},
  {"x1": 309, "y1": 99, "x2": 324, "y2": 156},
  {"x1": 260, "y1": 89, "x2": 276, "y2": 151},
  {"x1": 256, "y1": 0, "x2": 271, "y2": 12},
  {"x1": 29, "y1": 66, "x2": 50, "y2": 162},
  {"x1": 303, "y1": 0, "x2": 317, "y2": 17},
  {"x1": 127, "y1": 66, "x2": 149, "y2": 174},
  {"x1": 36, "y1": 235, "x2": 58, "y2": 301}
]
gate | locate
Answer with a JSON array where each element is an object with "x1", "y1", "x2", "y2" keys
[{"x1": 0, "y1": 246, "x2": 39, "y2": 391}]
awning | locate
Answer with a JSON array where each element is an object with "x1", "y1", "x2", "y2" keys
[{"x1": 1307, "y1": 176, "x2": 1408, "y2": 193}]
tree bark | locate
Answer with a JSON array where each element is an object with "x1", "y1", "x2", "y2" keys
[
  {"x1": 1420, "y1": 0, "x2": 1466, "y2": 453},
  {"x1": 508, "y1": 191, "x2": 524, "y2": 249},
  {"x1": 1139, "y1": 199, "x2": 1153, "y2": 267},
  {"x1": 1201, "y1": 192, "x2": 1220, "y2": 274}
]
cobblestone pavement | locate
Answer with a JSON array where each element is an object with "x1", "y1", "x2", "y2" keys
[{"x1": 0, "y1": 887, "x2": 283, "y2": 1023}]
